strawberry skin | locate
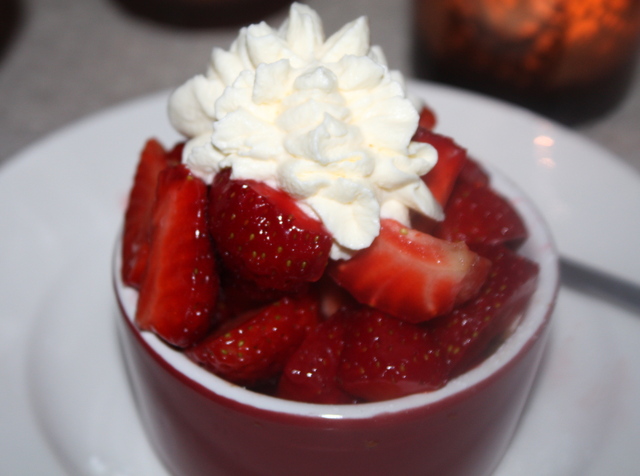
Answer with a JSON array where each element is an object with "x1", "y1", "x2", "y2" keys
[
  {"x1": 213, "y1": 269, "x2": 292, "y2": 325},
  {"x1": 122, "y1": 139, "x2": 178, "y2": 288},
  {"x1": 135, "y1": 164, "x2": 218, "y2": 348},
  {"x1": 337, "y1": 307, "x2": 448, "y2": 402},
  {"x1": 330, "y1": 219, "x2": 491, "y2": 323},
  {"x1": 310, "y1": 274, "x2": 359, "y2": 319},
  {"x1": 277, "y1": 309, "x2": 354, "y2": 404},
  {"x1": 417, "y1": 105, "x2": 437, "y2": 131},
  {"x1": 414, "y1": 130, "x2": 467, "y2": 207},
  {"x1": 209, "y1": 168, "x2": 332, "y2": 291},
  {"x1": 458, "y1": 157, "x2": 490, "y2": 188},
  {"x1": 186, "y1": 295, "x2": 319, "y2": 386},
  {"x1": 165, "y1": 141, "x2": 185, "y2": 164},
  {"x1": 428, "y1": 244, "x2": 540, "y2": 376},
  {"x1": 434, "y1": 179, "x2": 528, "y2": 248}
]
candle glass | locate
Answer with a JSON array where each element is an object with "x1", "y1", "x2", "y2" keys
[
  {"x1": 112, "y1": 0, "x2": 293, "y2": 28},
  {"x1": 413, "y1": 0, "x2": 640, "y2": 124}
]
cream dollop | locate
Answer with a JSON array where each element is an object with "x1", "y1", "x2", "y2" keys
[{"x1": 168, "y1": 3, "x2": 442, "y2": 259}]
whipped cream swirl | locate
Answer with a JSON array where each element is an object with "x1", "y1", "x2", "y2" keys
[{"x1": 168, "y1": 3, "x2": 442, "y2": 259}]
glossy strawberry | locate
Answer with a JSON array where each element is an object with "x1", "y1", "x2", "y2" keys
[
  {"x1": 330, "y1": 219, "x2": 491, "y2": 323},
  {"x1": 458, "y1": 157, "x2": 490, "y2": 188},
  {"x1": 209, "y1": 169, "x2": 332, "y2": 291},
  {"x1": 414, "y1": 129, "x2": 467, "y2": 207},
  {"x1": 135, "y1": 164, "x2": 218, "y2": 348},
  {"x1": 417, "y1": 105, "x2": 437, "y2": 131},
  {"x1": 213, "y1": 269, "x2": 292, "y2": 324},
  {"x1": 165, "y1": 141, "x2": 185, "y2": 164},
  {"x1": 186, "y1": 295, "x2": 320, "y2": 386},
  {"x1": 428, "y1": 244, "x2": 540, "y2": 376},
  {"x1": 306, "y1": 273, "x2": 358, "y2": 319},
  {"x1": 277, "y1": 310, "x2": 353, "y2": 404},
  {"x1": 433, "y1": 180, "x2": 528, "y2": 247},
  {"x1": 122, "y1": 139, "x2": 178, "y2": 288},
  {"x1": 337, "y1": 307, "x2": 448, "y2": 401}
]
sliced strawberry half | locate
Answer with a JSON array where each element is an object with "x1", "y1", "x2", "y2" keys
[
  {"x1": 165, "y1": 141, "x2": 185, "y2": 164},
  {"x1": 433, "y1": 179, "x2": 528, "y2": 248},
  {"x1": 209, "y1": 168, "x2": 332, "y2": 291},
  {"x1": 135, "y1": 164, "x2": 218, "y2": 348},
  {"x1": 417, "y1": 105, "x2": 437, "y2": 131},
  {"x1": 308, "y1": 273, "x2": 359, "y2": 319},
  {"x1": 428, "y1": 244, "x2": 540, "y2": 376},
  {"x1": 212, "y1": 268, "x2": 294, "y2": 325},
  {"x1": 337, "y1": 307, "x2": 448, "y2": 402},
  {"x1": 122, "y1": 139, "x2": 179, "y2": 288},
  {"x1": 329, "y1": 219, "x2": 491, "y2": 323},
  {"x1": 186, "y1": 295, "x2": 320, "y2": 387},
  {"x1": 277, "y1": 309, "x2": 354, "y2": 404},
  {"x1": 414, "y1": 130, "x2": 468, "y2": 207},
  {"x1": 458, "y1": 157, "x2": 490, "y2": 188}
]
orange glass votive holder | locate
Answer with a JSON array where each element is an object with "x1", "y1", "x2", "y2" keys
[{"x1": 413, "y1": 0, "x2": 640, "y2": 124}]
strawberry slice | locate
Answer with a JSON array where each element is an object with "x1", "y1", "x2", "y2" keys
[
  {"x1": 310, "y1": 274, "x2": 359, "y2": 320},
  {"x1": 428, "y1": 244, "x2": 540, "y2": 376},
  {"x1": 209, "y1": 168, "x2": 332, "y2": 291},
  {"x1": 414, "y1": 130, "x2": 467, "y2": 207},
  {"x1": 277, "y1": 309, "x2": 354, "y2": 404},
  {"x1": 135, "y1": 164, "x2": 218, "y2": 348},
  {"x1": 417, "y1": 105, "x2": 437, "y2": 131},
  {"x1": 122, "y1": 139, "x2": 178, "y2": 288},
  {"x1": 458, "y1": 157, "x2": 490, "y2": 188},
  {"x1": 329, "y1": 219, "x2": 491, "y2": 323},
  {"x1": 186, "y1": 295, "x2": 320, "y2": 386},
  {"x1": 166, "y1": 141, "x2": 185, "y2": 164},
  {"x1": 213, "y1": 269, "x2": 293, "y2": 325},
  {"x1": 337, "y1": 307, "x2": 448, "y2": 401},
  {"x1": 433, "y1": 180, "x2": 528, "y2": 248}
]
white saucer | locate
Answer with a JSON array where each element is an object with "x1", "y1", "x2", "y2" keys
[{"x1": 1, "y1": 81, "x2": 639, "y2": 475}]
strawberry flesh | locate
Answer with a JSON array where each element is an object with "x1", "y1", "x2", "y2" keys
[
  {"x1": 209, "y1": 169, "x2": 332, "y2": 291},
  {"x1": 122, "y1": 139, "x2": 179, "y2": 288},
  {"x1": 330, "y1": 219, "x2": 491, "y2": 323},
  {"x1": 337, "y1": 307, "x2": 448, "y2": 401},
  {"x1": 135, "y1": 164, "x2": 218, "y2": 348}
]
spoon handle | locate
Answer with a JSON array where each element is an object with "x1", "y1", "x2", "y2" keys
[{"x1": 560, "y1": 258, "x2": 640, "y2": 313}]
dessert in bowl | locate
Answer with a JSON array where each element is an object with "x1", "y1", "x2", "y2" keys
[{"x1": 114, "y1": 4, "x2": 558, "y2": 475}]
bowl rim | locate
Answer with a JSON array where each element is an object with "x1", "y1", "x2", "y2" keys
[{"x1": 114, "y1": 163, "x2": 559, "y2": 421}]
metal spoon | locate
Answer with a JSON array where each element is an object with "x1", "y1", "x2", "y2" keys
[{"x1": 560, "y1": 258, "x2": 640, "y2": 313}]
